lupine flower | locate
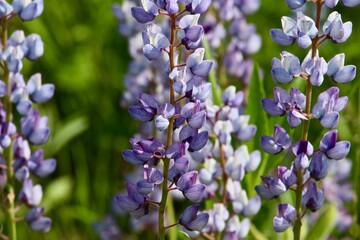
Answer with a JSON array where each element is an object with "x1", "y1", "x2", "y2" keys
[
  {"x1": 179, "y1": 204, "x2": 209, "y2": 232},
  {"x1": 185, "y1": 0, "x2": 211, "y2": 14},
  {"x1": 0, "y1": 0, "x2": 13, "y2": 17},
  {"x1": 225, "y1": 216, "x2": 250, "y2": 239},
  {"x1": 168, "y1": 156, "x2": 190, "y2": 182},
  {"x1": 260, "y1": 125, "x2": 291, "y2": 154},
  {"x1": 319, "y1": 129, "x2": 351, "y2": 160},
  {"x1": 301, "y1": 49, "x2": 328, "y2": 86},
  {"x1": 277, "y1": 166, "x2": 297, "y2": 188},
  {"x1": 323, "y1": 11, "x2": 352, "y2": 43},
  {"x1": 12, "y1": 0, "x2": 44, "y2": 21},
  {"x1": 273, "y1": 203, "x2": 297, "y2": 232},
  {"x1": 302, "y1": 180, "x2": 324, "y2": 212},
  {"x1": 27, "y1": 73, "x2": 55, "y2": 103},
  {"x1": 115, "y1": 183, "x2": 149, "y2": 219},
  {"x1": 255, "y1": 176, "x2": 287, "y2": 200},
  {"x1": 136, "y1": 166, "x2": 164, "y2": 195},
  {"x1": 93, "y1": 215, "x2": 122, "y2": 240},
  {"x1": 271, "y1": 51, "x2": 301, "y2": 84},
  {"x1": 203, "y1": 203, "x2": 229, "y2": 233},
  {"x1": 199, "y1": 158, "x2": 221, "y2": 185},
  {"x1": 22, "y1": 34, "x2": 44, "y2": 60},
  {"x1": 25, "y1": 207, "x2": 52, "y2": 232},
  {"x1": 21, "y1": 109, "x2": 50, "y2": 145},
  {"x1": 309, "y1": 151, "x2": 328, "y2": 180},
  {"x1": 312, "y1": 87, "x2": 348, "y2": 129},
  {"x1": 186, "y1": 48, "x2": 214, "y2": 78},
  {"x1": 18, "y1": 179, "x2": 43, "y2": 207},
  {"x1": 285, "y1": 0, "x2": 306, "y2": 9},
  {"x1": 177, "y1": 171, "x2": 206, "y2": 202},
  {"x1": 28, "y1": 149, "x2": 56, "y2": 177},
  {"x1": 131, "y1": 0, "x2": 158, "y2": 24},
  {"x1": 142, "y1": 24, "x2": 170, "y2": 61},
  {"x1": 270, "y1": 12, "x2": 318, "y2": 49},
  {"x1": 327, "y1": 53, "x2": 356, "y2": 84},
  {"x1": 178, "y1": 14, "x2": 204, "y2": 49},
  {"x1": 262, "y1": 87, "x2": 306, "y2": 128}
]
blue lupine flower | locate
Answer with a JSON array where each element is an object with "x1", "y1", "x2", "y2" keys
[
  {"x1": 29, "y1": 149, "x2": 56, "y2": 178},
  {"x1": 273, "y1": 203, "x2": 296, "y2": 232},
  {"x1": 309, "y1": 151, "x2": 328, "y2": 180},
  {"x1": 319, "y1": 130, "x2": 351, "y2": 160},
  {"x1": 323, "y1": 11, "x2": 352, "y2": 43},
  {"x1": 277, "y1": 166, "x2": 297, "y2": 188},
  {"x1": 255, "y1": 176, "x2": 287, "y2": 200},
  {"x1": 203, "y1": 203, "x2": 229, "y2": 232},
  {"x1": 260, "y1": 125, "x2": 291, "y2": 154},
  {"x1": 142, "y1": 24, "x2": 170, "y2": 60},
  {"x1": 115, "y1": 183, "x2": 149, "y2": 219},
  {"x1": 18, "y1": 179, "x2": 43, "y2": 207},
  {"x1": 179, "y1": 204, "x2": 209, "y2": 232},
  {"x1": 137, "y1": 166, "x2": 164, "y2": 195},
  {"x1": 301, "y1": 49, "x2": 328, "y2": 86},
  {"x1": 178, "y1": 14, "x2": 204, "y2": 49},
  {"x1": 177, "y1": 171, "x2": 206, "y2": 202},
  {"x1": 312, "y1": 87, "x2": 348, "y2": 129},
  {"x1": 271, "y1": 51, "x2": 301, "y2": 84},
  {"x1": 22, "y1": 34, "x2": 44, "y2": 60},
  {"x1": 262, "y1": 87, "x2": 306, "y2": 128},
  {"x1": 224, "y1": 216, "x2": 250, "y2": 238},
  {"x1": 168, "y1": 156, "x2": 190, "y2": 182},
  {"x1": 12, "y1": 0, "x2": 44, "y2": 21},
  {"x1": 199, "y1": 158, "x2": 221, "y2": 185},
  {"x1": 285, "y1": 0, "x2": 306, "y2": 9},
  {"x1": 128, "y1": 93, "x2": 158, "y2": 122},
  {"x1": 131, "y1": 0, "x2": 158, "y2": 24},
  {"x1": 327, "y1": 53, "x2": 357, "y2": 84},
  {"x1": 185, "y1": 0, "x2": 211, "y2": 14},
  {"x1": 25, "y1": 207, "x2": 52, "y2": 232},
  {"x1": 21, "y1": 109, "x2": 50, "y2": 145},
  {"x1": 302, "y1": 180, "x2": 324, "y2": 212},
  {"x1": 27, "y1": 73, "x2": 54, "y2": 103},
  {"x1": 0, "y1": 0, "x2": 13, "y2": 17}
]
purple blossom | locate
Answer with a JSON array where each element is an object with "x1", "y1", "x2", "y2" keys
[
  {"x1": 273, "y1": 203, "x2": 297, "y2": 232},
  {"x1": 12, "y1": 0, "x2": 44, "y2": 21},
  {"x1": 21, "y1": 109, "x2": 50, "y2": 145},
  {"x1": 319, "y1": 130, "x2": 351, "y2": 160},
  {"x1": 323, "y1": 11, "x2": 352, "y2": 43},
  {"x1": 25, "y1": 207, "x2": 52, "y2": 232},
  {"x1": 302, "y1": 180, "x2": 324, "y2": 212},
  {"x1": 177, "y1": 171, "x2": 206, "y2": 202},
  {"x1": 131, "y1": 0, "x2": 158, "y2": 24},
  {"x1": 260, "y1": 125, "x2": 291, "y2": 154},
  {"x1": 179, "y1": 204, "x2": 209, "y2": 232},
  {"x1": 271, "y1": 51, "x2": 301, "y2": 84},
  {"x1": 327, "y1": 53, "x2": 356, "y2": 84},
  {"x1": 255, "y1": 176, "x2": 287, "y2": 200}
]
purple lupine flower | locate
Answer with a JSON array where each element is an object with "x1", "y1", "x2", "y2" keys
[
  {"x1": 12, "y1": 0, "x2": 44, "y2": 21},
  {"x1": 21, "y1": 109, "x2": 50, "y2": 145},
  {"x1": 312, "y1": 87, "x2": 348, "y2": 129},
  {"x1": 260, "y1": 125, "x2": 291, "y2": 154},
  {"x1": 28, "y1": 149, "x2": 56, "y2": 178},
  {"x1": 131, "y1": 0, "x2": 158, "y2": 24},
  {"x1": 137, "y1": 166, "x2": 164, "y2": 195},
  {"x1": 277, "y1": 166, "x2": 297, "y2": 188},
  {"x1": 186, "y1": 48, "x2": 214, "y2": 78},
  {"x1": 309, "y1": 151, "x2": 328, "y2": 180},
  {"x1": 270, "y1": 12, "x2": 318, "y2": 49},
  {"x1": 168, "y1": 156, "x2": 190, "y2": 182},
  {"x1": 262, "y1": 87, "x2": 306, "y2": 128},
  {"x1": 302, "y1": 180, "x2": 324, "y2": 212},
  {"x1": 327, "y1": 53, "x2": 356, "y2": 84},
  {"x1": 271, "y1": 51, "x2": 301, "y2": 84},
  {"x1": 0, "y1": 0, "x2": 13, "y2": 17},
  {"x1": 177, "y1": 171, "x2": 206, "y2": 202},
  {"x1": 25, "y1": 207, "x2": 52, "y2": 232},
  {"x1": 199, "y1": 158, "x2": 221, "y2": 185},
  {"x1": 301, "y1": 49, "x2": 328, "y2": 86},
  {"x1": 185, "y1": 0, "x2": 211, "y2": 14},
  {"x1": 225, "y1": 216, "x2": 250, "y2": 239},
  {"x1": 115, "y1": 183, "x2": 149, "y2": 219},
  {"x1": 285, "y1": 0, "x2": 306, "y2": 9},
  {"x1": 292, "y1": 140, "x2": 313, "y2": 170},
  {"x1": 255, "y1": 176, "x2": 287, "y2": 200},
  {"x1": 178, "y1": 14, "x2": 204, "y2": 49},
  {"x1": 273, "y1": 203, "x2": 297, "y2": 232},
  {"x1": 179, "y1": 204, "x2": 209, "y2": 232},
  {"x1": 26, "y1": 73, "x2": 54, "y2": 103},
  {"x1": 18, "y1": 179, "x2": 43, "y2": 207},
  {"x1": 323, "y1": 11, "x2": 352, "y2": 43},
  {"x1": 319, "y1": 130, "x2": 351, "y2": 160},
  {"x1": 22, "y1": 34, "x2": 44, "y2": 60},
  {"x1": 142, "y1": 24, "x2": 170, "y2": 61},
  {"x1": 203, "y1": 203, "x2": 229, "y2": 233},
  {"x1": 128, "y1": 93, "x2": 158, "y2": 122}
]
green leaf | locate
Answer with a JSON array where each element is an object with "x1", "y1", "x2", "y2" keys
[
  {"x1": 244, "y1": 63, "x2": 270, "y2": 195},
  {"x1": 44, "y1": 115, "x2": 89, "y2": 156},
  {"x1": 202, "y1": 37, "x2": 222, "y2": 105},
  {"x1": 305, "y1": 203, "x2": 338, "y2": 240},
  {"x1": 42, "y1": 176, "x2": 73, "y2": 211}
]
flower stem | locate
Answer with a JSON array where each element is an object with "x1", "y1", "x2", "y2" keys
[
  {"x1": 293, "y1": 2, "x2": 322, "y2": 240},
  {"x1": 158, "y1": 14, "x2": 177, "y2": 240},
  {"x1": 2, "y1": 15, "x2": 16, "y2": 240}
]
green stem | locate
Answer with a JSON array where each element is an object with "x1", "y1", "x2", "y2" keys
[
  {"x1": 158, "y1": 14, "x2": 177, "y2": 240},
  {"x1": 2, "y1": 16, "x2": 16, "y2": 240},
  {"x1": 293, "y1": 2, "x2": 322, "y2": 240}
]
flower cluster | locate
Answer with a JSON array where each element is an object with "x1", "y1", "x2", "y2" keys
[
  {"x1": 0, "y1": 0, "x2": 55, "y2": 236},
  {"x1": 203, "y1": 0, "x2": 261, "y2": 85},
  {"x1": 114, "y1": 1, "x2": 216, "y2": 238},
  {"x1": 256, "y1": 0, "x2": 357, "y2": 237}
]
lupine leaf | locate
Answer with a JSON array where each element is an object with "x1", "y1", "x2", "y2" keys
[
  {"x1": 305, "y1": 203, "x2": 337, "y2": 240},
  {"x1": 202, "y1": 37, "x2": 222, "y2": 106}
]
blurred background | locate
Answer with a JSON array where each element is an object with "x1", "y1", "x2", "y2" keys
[{"x1": 11, "y1": 0, "x2": 360, "y2": 239}]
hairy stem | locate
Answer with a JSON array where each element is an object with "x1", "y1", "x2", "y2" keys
[
  {"x1": 1, "y1": 16, "x2": 16, "y2": 240},
  {"x1": 158, "y1": 14, "x2": 177, "y2": 240},
  {"x1": 293, "y1": 2, "x2": 322, "y2": 240}
]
